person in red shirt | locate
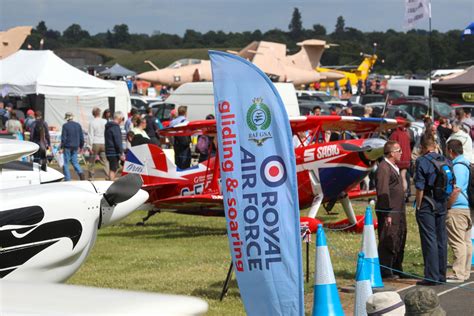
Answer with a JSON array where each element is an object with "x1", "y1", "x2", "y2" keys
[{"x1": 390, "y1": 111, "x2": 412, "y2": 200}]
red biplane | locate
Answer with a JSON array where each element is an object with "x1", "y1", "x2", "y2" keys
[{"x1": 123, "y1": 115, "x2": 405, "y2": 232}]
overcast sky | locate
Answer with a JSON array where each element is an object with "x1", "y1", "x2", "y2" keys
[{"x1": 1, "y1": 0, "x2": 473, "y2": 35}]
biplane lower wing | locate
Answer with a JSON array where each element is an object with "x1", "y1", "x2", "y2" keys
[
  {"x1": 347, "y1": 189, "x2": 377, "y2": 199},
  {"x1": 154, "y1": 194, "x2": 224, "y2": 216}
]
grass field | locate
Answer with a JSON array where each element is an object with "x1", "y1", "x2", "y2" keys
[{"x1": 68, "y1": 202, "x2": 424, "y2": 315}]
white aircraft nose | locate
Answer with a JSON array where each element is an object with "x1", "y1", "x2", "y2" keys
[
  {"x1": 100, "y1": 188, "x2": 149, "y2": 227},
  {"x1": 362, "y1": 138, "x2": 387, "y2": 161},
  {"x1": 40, "y1": 166, "x2": 64, "y2": 183}
]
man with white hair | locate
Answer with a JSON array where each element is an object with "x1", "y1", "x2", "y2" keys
[
  {"x1": 105, "y1": 111, "x2": 125, "y2": 181},
  {"x1": 447, "y1": 120, "x2": 473, "y2": 163},
  {"x1": 88, "y1": 107, "x2": 109, "y2": 180}
]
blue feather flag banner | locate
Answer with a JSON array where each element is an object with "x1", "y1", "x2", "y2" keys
[
  {"x1": 209, "y1": 50, "x2": 304, "y2": 316},
  {"x1": 462, "y1": 22, "x2": 474, "y2": 40}
]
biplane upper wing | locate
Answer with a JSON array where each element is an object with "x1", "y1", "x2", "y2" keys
[
  {"x1": 0, "y1": 139, "x2": 39, "y2": 164},
  {"x1": 289, "y1": 116, "x2": 404, "y2": 134},
  {"x1": 160, "y1": 116, "x2": 404, "y2": 137}
]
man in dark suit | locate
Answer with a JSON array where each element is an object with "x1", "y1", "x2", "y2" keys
[{"x1": 375, "y1": 140, "x2": 407, "y2": 280}]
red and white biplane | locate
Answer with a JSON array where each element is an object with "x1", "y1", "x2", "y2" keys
[{"x1": 123, "y1": 115, "x2": 405, "y2": 232}]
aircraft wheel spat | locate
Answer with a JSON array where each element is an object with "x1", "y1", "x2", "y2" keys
[
  {"x1": 361, "y1": 206, "x2": 384, "y2": 288},
  {"x1": 312, "y1": 224, "x2": 345, "y2": 316},
  {"x1": 354, "y1": 252, "x2": 373, "y2": 316}
]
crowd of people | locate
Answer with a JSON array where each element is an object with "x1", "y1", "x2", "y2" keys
[
  {"x1": 0, "y1": 99, "x2": 217, "y2": 180},
  {"x1": 374, "y1": 107, "x2": 474, "y2": 287}
]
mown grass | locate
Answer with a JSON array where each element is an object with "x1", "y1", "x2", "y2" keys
[{"x1": 68, "y1": 201, "x2": 425, "y2": 315}]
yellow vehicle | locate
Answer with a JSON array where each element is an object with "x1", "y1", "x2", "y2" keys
[{"x1": 318, "y1": 54, "x2": 378, "y2": 90}]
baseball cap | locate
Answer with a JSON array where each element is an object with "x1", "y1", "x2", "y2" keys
[{"x1": 64, "y1": 112, "x2": 74, "y2": 120}]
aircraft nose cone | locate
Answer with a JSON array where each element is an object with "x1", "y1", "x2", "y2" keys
[
  {"x1": 362, "y1": 138, "x2": 387, "y2": 161},
  {"x1": 101, "y1": 188, "x2": 149, "y2": 227},
  {"x1": 320, "y1": 71, "x2": 345, "y2": 82},
  {"x1": 137, "y1": 71, "x2": 161, "y2": 83}
]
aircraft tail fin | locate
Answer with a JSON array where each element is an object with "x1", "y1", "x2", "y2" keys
[
  {"x1": 236, "y1": 41, "x2": 260, "y2": 61},
  {"x1": 291, "y1": 39, "x2": 328, "y2": 69},
  {"x1": 123, "y1": 144, "x2": 176, "y2": 185},
  {"x1": 356, "y1": 54, "x2": 378, "y2": 78}
]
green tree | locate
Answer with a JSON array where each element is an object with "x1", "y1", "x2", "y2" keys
[
  {"x1": 63, "y1": 24, "x2": 90, "y2": 44},
  {"x1": 36, "y1": 21, "x2": 47, "y2": 36},
  {"x1": 112, "y1": 24, "x2": 131, "y2": 47},
  {"x1": 288, "y1": 7, "x2": 303, "y2": 40},
  {"x1": 335, "y1": 16, "x2": 345, "y2": 34},
  {"x1": 312, "y1": 24, "x2": 327, "y2": 36}
]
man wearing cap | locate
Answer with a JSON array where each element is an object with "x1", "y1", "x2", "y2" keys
[
  {"x1": 375, "y1": 140, "x2": 407, "y2": 280},
  {"x1": 24, "y1": 109, "x2": 36, "y2": 133},
  {"x1": 366, "y1": 292, "x2": 405, "y2": 315},
  {"x1": 404, "y1": 287, "x2": 446, "y2": 316},
  {"x1": 60, "y1": 112, "x2": 85, "y2": 181}
]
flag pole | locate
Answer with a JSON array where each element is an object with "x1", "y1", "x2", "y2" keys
[{"x1": 429, "y1": 0, "x2": 434, "y2": 119}]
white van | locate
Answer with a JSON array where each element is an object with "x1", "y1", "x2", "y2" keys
[
  {"x1": 387, "y1": 79, "x2": 430, "y2": 98},
  {"x1": 166, "y1": 82, "x2": 300, "y2": 121}
]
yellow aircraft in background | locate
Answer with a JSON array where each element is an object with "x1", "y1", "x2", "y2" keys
[{"x1": 318, "y1": 54, "x2": 378, "y2": 90}]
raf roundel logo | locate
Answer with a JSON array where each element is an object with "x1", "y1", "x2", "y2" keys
[
  {"x1": 261, "y1": 156, "x2": 287, "y2": 187},
  {"x1": 247, "y1": 97, "x2": 273, "y2": 146}
]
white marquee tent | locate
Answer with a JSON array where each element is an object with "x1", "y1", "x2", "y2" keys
[{"x1": 0, "y1": 50, "x2": 123, "y2": 129}]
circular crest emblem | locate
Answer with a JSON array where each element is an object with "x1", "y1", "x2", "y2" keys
[
  {"x1": 260, "y1": 156, "x2": 287, "y2": 187},
  {"x1": 247, "y1": 98, "x2": 271, "y2": 131}
]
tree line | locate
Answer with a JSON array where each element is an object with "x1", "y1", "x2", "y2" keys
[{"x1": 24, "y1": 8, "x2": 474, "y2": 75}]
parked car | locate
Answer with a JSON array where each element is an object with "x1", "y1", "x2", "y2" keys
[
  {"x1": 350, "y1": 94, "x2": 386, "y2": 105},
  {"x1": 147, "y1": 101, "x2": 176, "y2": 125},
  {"x1": 297, "y1": 93, "x2": 340, "y2": 103},
  {"x1": 130, "y1": 95, "x2": 163, "y2": 111},
  {"x1": 298, "y1": 99, "x2": 332, "y2": 116},
  {"x1": 389, "y1": 97, "x2": 453, "y2": 121}
]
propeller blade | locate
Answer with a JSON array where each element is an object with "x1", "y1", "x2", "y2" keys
[
  {"x1": 340, "y1": 143, "x2": 369, "y2": 152},
  {"x1": 103, "y1": 174, "x2": 143, "y2": 206}
]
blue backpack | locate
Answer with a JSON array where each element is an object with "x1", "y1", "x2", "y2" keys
[{"x1": 425, "y1": 155, "x2": 455, "y2": 201}]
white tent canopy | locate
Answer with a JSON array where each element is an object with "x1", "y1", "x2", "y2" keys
[{"x1": 0, "y1": 50, "x2": 115, "y2": 97}]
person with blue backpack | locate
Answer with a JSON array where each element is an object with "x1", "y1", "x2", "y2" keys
[
  {"x1": 414, "y1": 136, "x2": 454, "y2": 286},
  {"x1": 445, "y1": 139, "x2": 472, "y2": 283}
]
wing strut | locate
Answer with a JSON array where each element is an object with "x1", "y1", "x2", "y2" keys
[
  {"x1": 340, "y1": 195, "x2": 357, "y2": 225},
  {"x1": 307, "y1": 170, "x2": 323, "y2": 218}
]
